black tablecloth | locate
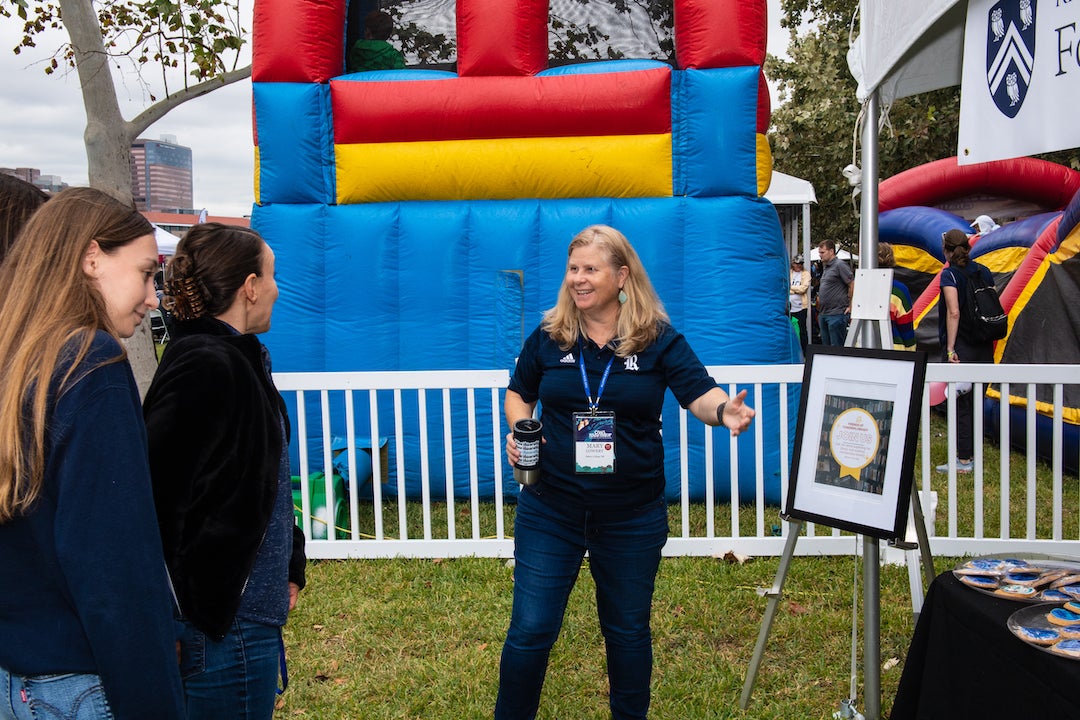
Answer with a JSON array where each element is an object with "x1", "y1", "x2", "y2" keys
[{"x1": 891, "y1": 571, "x2": 1080, "y2": 719}]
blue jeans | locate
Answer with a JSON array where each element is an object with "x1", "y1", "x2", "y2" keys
[
  {"x1": 495, "y1": 488, "x2": 669, "y2": 720},
  {"x1": 819, "y1": 313, "x2": 850, "y2": 346},
  {"x1": 0, "y1": 666, "x2": 113, "y2": 720},
  {"x1": 179, "y1": 618, "x2": 281, "y2": 720}
]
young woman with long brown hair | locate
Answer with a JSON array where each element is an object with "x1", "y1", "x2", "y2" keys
[{"x1": 0, "y1": 187, "x2": 184, "y2": 719}]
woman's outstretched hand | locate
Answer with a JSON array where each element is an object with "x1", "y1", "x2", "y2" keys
[{"x1": 721, "y1": 389, "x2": 755, "y2": 436}]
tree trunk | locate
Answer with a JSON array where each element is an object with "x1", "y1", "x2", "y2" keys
[{"x1": 57, "y1": 0, "x2": 252, "y2": 397}]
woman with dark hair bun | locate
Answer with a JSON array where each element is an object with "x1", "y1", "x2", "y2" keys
[
  {"x1": 144, "y1": 222, "x2": 306, "y2": 719},
  {"x1": 937, "y1": 228, "x2": 995, "y2": 473}
]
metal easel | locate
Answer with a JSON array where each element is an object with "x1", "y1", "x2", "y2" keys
[{"x1": 739, "y1": 270, "x2": 935, "y2": 720}]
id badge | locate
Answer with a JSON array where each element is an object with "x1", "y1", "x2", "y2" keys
[{"x1": 573, "y1": 411, "x2": 616, "y2": 474}]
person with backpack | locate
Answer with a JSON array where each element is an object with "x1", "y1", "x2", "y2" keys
[{"x1": 937, "y1": 228, "x2": 998, "y2": 473}]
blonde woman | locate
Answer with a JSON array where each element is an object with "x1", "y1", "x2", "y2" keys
[
  {"x1": 496, "y1": 224, "x2": 754, "y2": 719},
  {"x1": 0, "y1": 188, "x2": 184, "y2": 719}
]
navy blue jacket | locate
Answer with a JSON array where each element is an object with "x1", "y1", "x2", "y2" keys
[{"x1": 0, "y1": 331, "x2": 185, "y2": 719}]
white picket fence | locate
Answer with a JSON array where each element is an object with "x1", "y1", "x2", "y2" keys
[{"x1": 275, "y1": 363, "x2": 1080, "y2": 560}]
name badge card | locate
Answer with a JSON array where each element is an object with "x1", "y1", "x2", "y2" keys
[{"x1": 573, "y1": 411, "x2": 616, "y2": 474}]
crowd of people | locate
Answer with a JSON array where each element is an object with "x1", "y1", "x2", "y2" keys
[
  {"x1": 0, "y1": 169, "x2": 996, "y2": 718},
  {"x1": 790, "y1": 239, "x2": 916, "y2": 351}
]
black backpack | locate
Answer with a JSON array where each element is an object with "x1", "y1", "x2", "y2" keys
[{"x1": 957, "y1": 264, "x2": 1008, "y2": 343}]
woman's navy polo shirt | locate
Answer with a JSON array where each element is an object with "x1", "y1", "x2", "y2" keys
[{"x1": 509, "y1": 323, "x2": 717, "y2": 511}]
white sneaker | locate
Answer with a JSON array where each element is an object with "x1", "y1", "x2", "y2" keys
[{"x1": 935, "y1": 459, "x2": 973, "y2": 473}]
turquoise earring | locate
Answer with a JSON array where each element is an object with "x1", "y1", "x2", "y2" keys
[{"x1": 618, "y1": 289, "x2": 628, "y2": 304}]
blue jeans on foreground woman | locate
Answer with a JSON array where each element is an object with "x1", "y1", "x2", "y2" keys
[
  {"x1": 179, "y1": 617, "x2": 281, "y2": 720},
  {"x1": 1, "y1": 666, "x2": 112, "y2": 720},
  {"x1": 495, "y1": 487, "x2": 669, "y2": 720}
]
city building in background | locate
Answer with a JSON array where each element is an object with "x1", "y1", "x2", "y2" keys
[
  {"x1": 0, "y1": 167, "x2": 69, "y2": 193},
  {"x1": 145, "y1": 210, "x2": 250, "y2": 241},
  {"x1": 130, "y1": 135, "x2": 193, "y2": 212}
]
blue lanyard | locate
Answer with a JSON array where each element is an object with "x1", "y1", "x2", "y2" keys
[{"x1": 578, "y1": 339, "x2": 615, "y2": 413}]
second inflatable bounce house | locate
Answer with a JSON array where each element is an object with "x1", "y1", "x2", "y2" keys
[{"x1": 250, "y1": 0, "x2": 794, "y2": 503}]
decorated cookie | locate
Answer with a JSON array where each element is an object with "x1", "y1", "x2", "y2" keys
[
  {"x1": 1058, "y1": 584, "x2": 1080, "y2": 600},
  {"x1": 1004, "y1": 572, "x2": 1045, "y2": 586},
  {"x1": 995, "y1": 584, "x2": 1037, "y2": 598},
  {"x1": 1064, "y1": 600, "x2": 1080, "y2": 614},
  {"x1": 1051, "y1": 639, "x2": 1080, "y2": 658},
  {"x1": 1041, "y1": 589, "x2": 1072, "y2": 602},
  {"x1": 956, "y1": 558, "x2": 1007, "y2": 576},
  {"x1": 1058, "y1": 624, "x2": 1080, "y2": 640},
  {"x1": 1015, "y1": 626, "x2": 1060, "y2": 645},
  {"x1": 1048, "y1": 608, "x2": 1080, "y2": 626},
  {"x1": 959, "y1": 575, "x2": 999, "y2": 590},
  {"x1": 1051, "y1": 574, "x2": 1080, "y2": 589}
]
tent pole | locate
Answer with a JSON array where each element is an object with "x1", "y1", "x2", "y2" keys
[{"x1": 860, "y1": 89, "x2": 882, "y2": 720}]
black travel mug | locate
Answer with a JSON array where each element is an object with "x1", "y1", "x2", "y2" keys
[{"x1": 513, "y1": 418, "x2": 542, "y2": 486}]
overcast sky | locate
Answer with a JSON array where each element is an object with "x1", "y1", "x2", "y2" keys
[{"x1": 0, "y1": 1, "x2": 787, "y2": 220}]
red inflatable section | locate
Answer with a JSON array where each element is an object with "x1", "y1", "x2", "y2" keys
[
  {"x1": 252, "y1": 0, "x2": 343, "y2": 83},
  {"x1": 998, "y1": 215, "x2": 1063, "y2": 311},
  {"x1": 879, "y1": 157, "x2": 1080, "y2": 213},
  {"x1": 332, "y1": 69, "x2": 671, "y2": 144},
  {"x1": 756, "y1": 70, "x2": 770, "y2": 134},
  {"x1": 675, "y1": 0, "x2": 767, "y2": 69},
  {"x1": 457, "y1": 0, "x2": 548, "y2": 76}
]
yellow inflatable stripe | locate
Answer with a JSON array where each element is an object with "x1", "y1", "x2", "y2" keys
[
  {"x1": 894, "y1": 245, "x2": 942, "y2": 275},
  {"x1": 985, "y1": 387, "x2": 1080, "y2": 425},
  {"x1": 979, "y1": 246, "x2": 1029, "y2": 273},
  {"x1": 996, "y1": 257, "x2": 1049, "y2": 362},
  {"x1": 254, "y1": 146, "x2": 261, "y2": 206},
  {"x1": 336, "y1": 134, "x2": 673, "y2": 203},
  {"x1": 756, "y1": 134, "x2": 772, "y2": 197}
]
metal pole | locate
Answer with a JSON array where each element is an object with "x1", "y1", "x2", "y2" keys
[
  {"x1": 740, "y1": 520, "x2": 803, "y2": 709},
  {"x1": 858, "y1": 91, "x2": 881, "y2": 350},
  {"x1": 860, "y1": 89, "x2": 883, "y2": 720},
  {"x1": 863, "y1": 536, "x2": 881, "y2": 720}
]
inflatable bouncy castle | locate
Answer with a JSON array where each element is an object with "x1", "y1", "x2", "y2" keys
[
  {"x1": 876, "y1": 158, "x2": 1080, "y2": 472},
  {"x1": 251, "y1": 0, "x2": 794, "y2": 502}
]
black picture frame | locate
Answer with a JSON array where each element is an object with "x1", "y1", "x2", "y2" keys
[{"x1": 785, "y1": 345, "x2": 928, "y2": 541}]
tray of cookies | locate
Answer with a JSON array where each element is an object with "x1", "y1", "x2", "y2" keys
[
  {"x1": 1008, "y1": 601, "x2": 1080, "y2": 659},
  {"x1": 952, "y1": 557, "x2": 1080, "y2": 603}
]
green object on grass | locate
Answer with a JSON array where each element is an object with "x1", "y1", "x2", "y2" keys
[{"x1": 291, "y1": 471, "x2": 350, "y2": 540}]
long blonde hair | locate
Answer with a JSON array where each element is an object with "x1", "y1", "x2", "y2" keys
[
  {"x1": 542, "y1": 224, "x2": 669, "y2": 357},
  {"x1": 0, "y1": 187, "x2": 153, "y2": 522}
]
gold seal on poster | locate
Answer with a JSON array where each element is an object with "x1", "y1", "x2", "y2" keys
[{"x1": 829, "y1": 407, "x2": 880, "y2": 482}]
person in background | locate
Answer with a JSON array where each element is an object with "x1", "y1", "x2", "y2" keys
[
  {"x1": 143, "y1": 223, "x2": 306, "y2": 719},
  {"x1": 878, "y1": 242, "x2": 916, "y2": 351},
  {"x1": 936, "y1": 228, "x2": 995, "y2": 473},
  {"x1": 0, "y1": 174, "x2": 48, "y2": 266},
  {"x1": 816, "y1": 239, "x2": 854, "y2": 346},
  {"x1": 495, "y1": 224, "x2": 755, "y2": 720},
  {"x1": 0, "y1": 187, "x2": 185, "y2": 720},
  {"x1": 788, "y1": 253, "x2": 810, "y2": 353},
  {"x1": 347, "y1": 9, "x2": 406, "y2": 73},
  {"x1": 970, "y1": 214, "x2": 1000, "y2": 235}
]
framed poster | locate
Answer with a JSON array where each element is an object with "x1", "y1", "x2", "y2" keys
[{"x1": 785, "y1": 346, "x2": 928, "y2": 541}]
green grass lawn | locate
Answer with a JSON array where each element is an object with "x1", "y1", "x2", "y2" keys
[{"x1": 277, "y1": 553, "x2": 964, "y2": 719}]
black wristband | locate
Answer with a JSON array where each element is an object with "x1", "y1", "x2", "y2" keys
[{"x1": 716, "y1": 401, "x2": 727, "y2": 427}]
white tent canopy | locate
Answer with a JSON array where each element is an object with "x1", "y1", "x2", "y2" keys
[
  {"x1": 847, "y1": 1, "x2": 964, "y2": 105},
  {"x1": 765, "y1": 171, "x2": 817, "y2": 206},
  {"x1": 153, "y1": 224, "x2": 180, "y2": 256}
]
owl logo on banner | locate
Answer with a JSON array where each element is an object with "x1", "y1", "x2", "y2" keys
[{"x1": 985, "y1": 0, "x2": 1037, "y2": 118}]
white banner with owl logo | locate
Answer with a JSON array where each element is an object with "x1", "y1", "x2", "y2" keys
[{"x1": 958, "y1": 0, "x2": 1080, "y2": 165}]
